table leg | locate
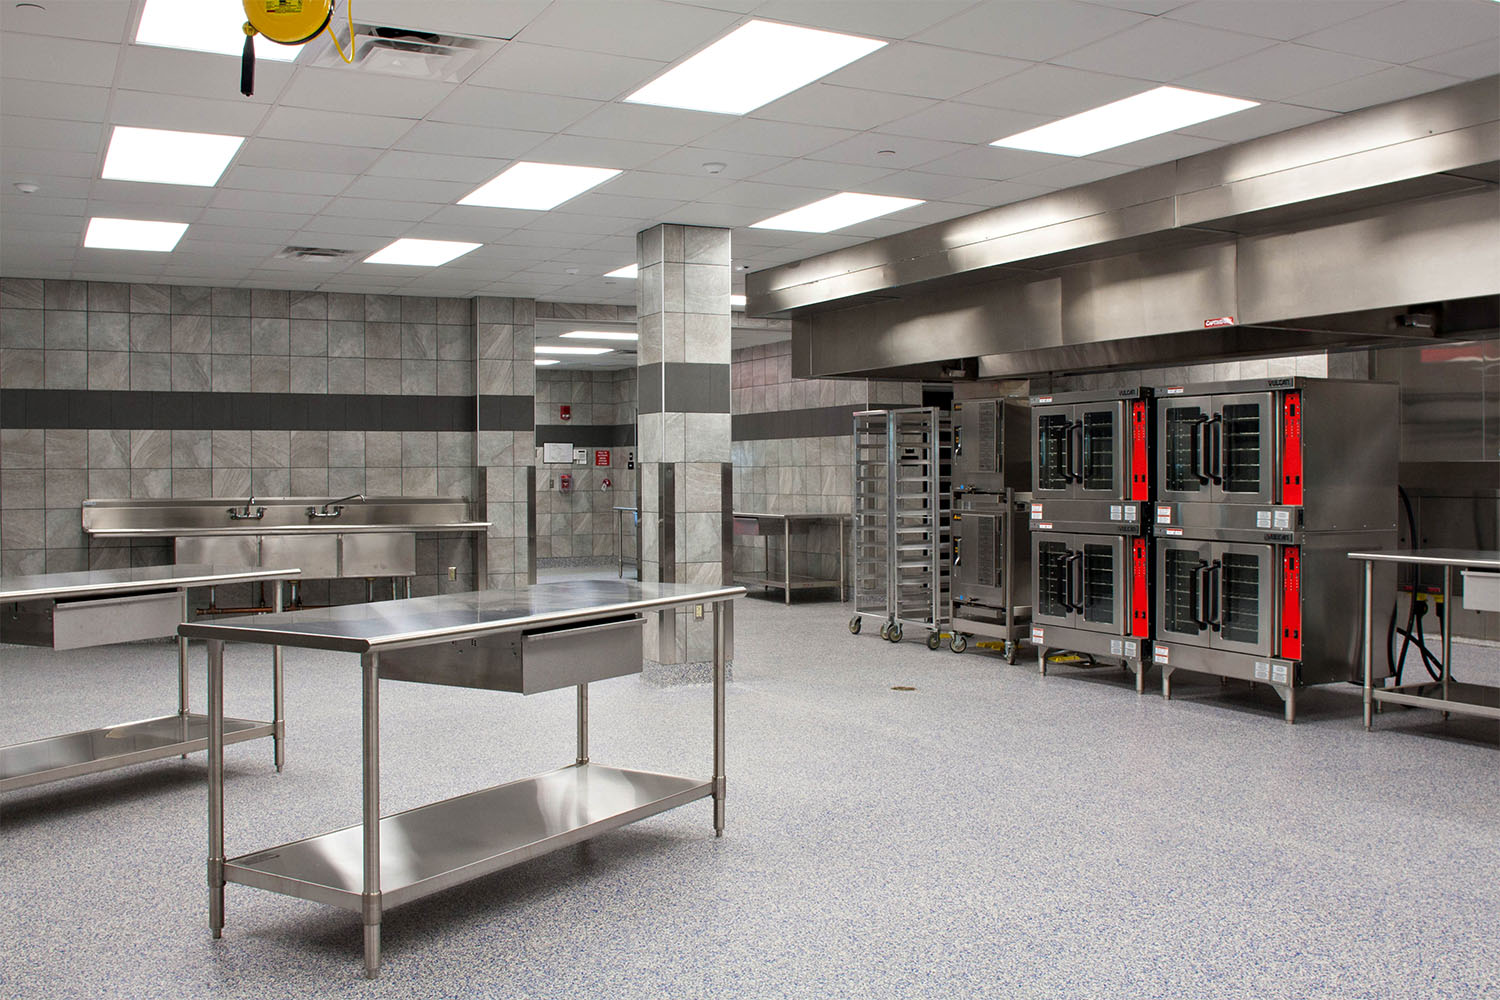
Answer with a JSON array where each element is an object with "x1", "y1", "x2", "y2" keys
[
  {"x1": 784, "y1": 520, "x2": 792, "y2": 606},
  {"x1": 618, "y1": 511, "x2": 624, "y2": 579},
  {"x1": 207, "y1": 638, "x2": 225, "y2": 939},
  {"x1": 404, "y1": 577, "x2": 412, "y2": 600},
  {"x1": 179, "y1": 589, "x2": 190, "y2": 757},
  {"x1": 272, "y1": 579, "x2": 285, "y2": 772},
  {"x1": 575, "y1": 684, "x2": 589, "y2": 766},
  {"x1": 361, "y1": 650, "x2": 383, "y2": 979},
  {"x1": 1363, "y1": 561, "x2": 1374, "y2": 731},
  {"x1": 712, "y1": 600, "x2": 726, "y2": 837}
]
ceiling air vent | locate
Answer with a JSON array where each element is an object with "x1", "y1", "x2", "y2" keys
[
  {"x1": 308, "y1": 22, "x2": 499, "y2": 81},
  {"x1": 275, "y1": 246, "x2": 362, "y2": 262}
]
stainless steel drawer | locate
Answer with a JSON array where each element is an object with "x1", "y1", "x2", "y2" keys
[
  {"x1": 1, "y1": 590, "x2": 182, "y2": 650},
  {"x1": 340, "y1": 533, "x2": 415, "y2": 578},
  {"x1": 262, "y1": 534, "x2": 337, "y2": 579},
  {"x1": 176, "y1": 535, "x2": 258, "y2": 567},
  {"x1": 378, "y1": 617, "x2": 644, "y2": 694}
]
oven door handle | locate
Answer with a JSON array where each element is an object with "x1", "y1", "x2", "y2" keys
[
  {"x1": 1191, "y1": 561, "x2": 1210, "y2": 629},
  {"x1": 1064, "y1": 551, "x2": 1083, "y2": 612},
  {"x1": 1205, "y1": 414, "x2": 1224, "y2": 485},
  {"x1": 1206, "y1": 559, "x2": 1222, "y2": 630},
  {"x1": 1065, "y1": 421, "x2": 1084, "y2": 483},
  {"x1": 1190, "y1": 417, "x2": 1209, "y2": 485}
]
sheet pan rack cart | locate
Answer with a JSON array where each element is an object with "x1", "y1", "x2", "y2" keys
[{"x1": 848, "y1": 407, "x2": 953, "y2": 649}]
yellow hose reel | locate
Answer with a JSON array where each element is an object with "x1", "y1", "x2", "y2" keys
[{"x1": 240, "y1": 0, "x2": 353, "y2": 96}]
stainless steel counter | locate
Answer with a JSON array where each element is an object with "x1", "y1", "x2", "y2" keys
[
  {"x1": 1351, "y1": 549, "x2": 1500, "y2": 730},
  {"x1": 85, "y1": 522, "x2": 489, "y2": 538},
  {"x1": 732, "y1": 512, "x2": 849, "y2": 605},
  {"x1": 185, "y1": 579, "x2": 745, "y2": 978},
  {"x1": 1, "y1": 564, "x2": 299, "y2": 793}
]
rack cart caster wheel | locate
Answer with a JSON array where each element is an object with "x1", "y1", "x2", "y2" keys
[
  {"x1": 849, "y1": 617, "x2": 862, "y2": 635},
  {"x1": 1004, "y1": 641, "x2": 1016, "y2": 665},
  {"x1": 926, "y1": 631, "x2": 941, "y2": 650},
  {"x1": 950, "y1": 634, "x2": 967, "y2": 654},
  {"x1": 888, "y1": 624, "x2": 903, "y2": 644},
  {"x1": 879, "y1": 623, "x2": 891, "y2": 640}
]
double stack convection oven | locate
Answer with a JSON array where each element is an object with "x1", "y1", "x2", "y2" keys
[
  {"x1": 948, "y1": 397, "x2": 1031, "y2": 661},
  {"x1": 1028, "y1": 388, "x2": 1154, "y2": 690},
  {"x1": 1149, "y1": 377, "x2": 1398, "y2": 721}
]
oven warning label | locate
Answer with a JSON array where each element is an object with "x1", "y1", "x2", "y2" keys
[
  {"x1": 1157, "y1": 506, "x2": 1172, "y2": 524},
  {"x1": 1030, "y1": 504, "x2": 1043, "y2": 520},
  {"x1": 1257, "y1": 510, "x2": 1272, "y2": 528},
  {"x1": 1274, "y1": 510, "x2": 1291, "y2": 530},
  {"x1": 1110, "y1": 505, "x2": 1122, "y2": 521},
  {"x1": 1038, "y1": 522, "x2": 1053, "y2": 530},
  {"x1": 1124, "y1": 641, "x2": 1138, "y2": 658},
  {"x1": 1153, "y1": 645, "x2": 1170, "y2": 664},
  {"x1": 1110, "y1": 639, "x2": 1122, "y2": 655},
  {"x1": 1124, "y1": 506, "x2": 1137, "y2": 522},
  {"x1": 1254, "y1": 661, "x2": 1270, "y2": 680},
  {"x1": 1163, "y1": 527, "x2": 1183, "y2": 536},
  {"x1": 1272, "y1": 664, "x2": 1289, "y2": 684},
  {"x1": 1031, "y1": 627, "x2": 1045, "y2": 646}
]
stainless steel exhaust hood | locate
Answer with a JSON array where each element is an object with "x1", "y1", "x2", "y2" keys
[{"x1": 745, "y1": 78, "x2": 1500, "y2": 381}]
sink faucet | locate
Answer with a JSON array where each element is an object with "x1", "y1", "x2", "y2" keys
[
  {"x1": 308, "y1": 493, "x2": 365, "y2": 518},
  {"x1": 228, "y1": 495, "x2": 265, "y2": 520}
]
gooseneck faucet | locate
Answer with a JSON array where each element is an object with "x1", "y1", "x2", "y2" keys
[
  {"x1": 228, "y1": 495, "x2": 265, "y2": 520},
  {"x1": 308, "y1": 493, "x2": 365, "y2": 518}
]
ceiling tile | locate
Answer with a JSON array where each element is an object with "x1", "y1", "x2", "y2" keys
[
  {"x1": 424, "y1": 204, "x2": 554, "y2": 230},
  {"x1": 0, "y1": 116, "x2": 103, "y2": 154},
  {"x1": 1011, "y1": 158, "x2": 1137, "y2": 189},
  {"x1": 807, "y1": 132, "x2": 968, "y2": 171},
  {"x1": 352, "y1": 0, "x2": 551, "y2": 39},
  {"x1": 109, "y1": 90, "x2": 270, "y2": 135},
  {"x1": 279, "y1": 68, "x2": 457, "y2": 119},
  {"x1": 466, "y1": 42, "x2": 666, "y2": 100},
  {"x1": 1086, "y1": 0, "x2": 1193, "y2": 13},
  {"x1": 260, "y1": 108, "x2": 417, "y2": 149},
  {"x1": 1411, "y1": 38, "x2": 1500, "y2": 80},
  {"x1": 392, "y1": 121, "x2": 550, "y2": 159},
  {"x1": 340, "y1": 175, "x2": 477, "y2": 204},
  {"x1": 1296, "y1": 2, "x2": 1500, "y2": 64},
  {"x1": 429, "y1": 87, "x2": 602, "y2": 131},
  {"x1": 1174, "y1": 101, "x2": 1335, "y2": 143},
  {"x1": 750, "y1": 158, "x2": 894, "y2": 190},
  {"x1": 1288, "y1": 65, "x2": 1464, "y2": 114},
  {"x1": 961, "y1": 64, "x2": 1165, "y2": 117},
  {"x1": 0, "y1": 80, "x2": 111, "y2": 123},
  {"x1": 655, "y1": 203, "x2": 769, "y2": 228},
  {"x1": 695, "y1": 118, "x2": 855, "y2": 158},
  {"x1": 752, "y1": 84, "x2": 936, "y2": 131},
  {"x1": 751, "y1": 0, "x2": 973, "y2": 39},
  {"x1": 914, "y1": 2, "x2": 1149, "y2": 61},
  {"x1": 1164, "y1": 1, "x2": 1394, "y2": 41},
  {"x1": 936, "y1": 178, "x2": 1057, "y2": 208},
  {"x1": 514, "y1": 1, "x2": 739, "y2": 61},
  {"x1": 1176, "y1": 43, "x2": 1389, "y2": 102},
  {"x1": 88, "y1": 180, "x2": 216, "y2": 208},
  {"x1": 319, "y1": 197, "x2": 434, "y2": 222},
  {"x1": 565, "y1": 103, "x2": 726, "y2": 146},
  {"x1": 916, "y1": 145, "x2": 1066, "y2": 181},
  {"x1": 0, "y1": 34, "x2": 119, "y2": 87},
  {"x1": 596, "y1": 170, "x2": 733, "y2": 200},
  {"x1": 550, "y1": 192, "x2": 689, "y2": 221},
  {"x1": 698, "y1": 181, "x2": 830, "y2": 210},
  {"x1": 821, "y1": 42, "x2": 1031, "y2": 99},
  {"x1": 1, "y1": 147, "x2": 99, "y2": 180},
  {"x1": 220, "y1": 166, "x2": 355, "y2": 196},
  {"x1": 236, "y1": 138, "x2": 386, "y2": 175},
  {"x1": 1091, "y1": 131, "x2": 1225, "y2": 167},
  {"x1": 0, "y1": 1, "x2": 131, "y2": 42},
  {"x1": 1052, "y1": 18, "x2": 1276, "y2": 81},
  {"x1": 517, "y1": 133, "x2": 680, "y2": 170},
  {"x1": 876, "y1": 102, "x2": 1050, "y2": 144},
  {"x1": 115, "y1": 46, "x2": 295, "y2": 103},
  {"x1": 638, "y1": 146, "x2": 790, "y2": 181},
  {"x1": 209, "y1": 189, "x2": 332, "y2": 214},
  {"x1": 855, "y1": 170, "x2": 1001, "y2": 201},
  {"x1": 365, "y1": 151, "x2": 502, "y2": 182}
]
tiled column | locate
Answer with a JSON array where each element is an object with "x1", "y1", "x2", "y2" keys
[
  {"x1": 636, "y1": 224, "x2": 733, "y2": 683},
  {"x1": 474, "y1": 296, "x2": 536, "y2": 591}
]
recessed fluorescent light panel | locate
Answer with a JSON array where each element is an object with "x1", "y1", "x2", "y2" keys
[
  {"x1": 627, "y1": 19, "x2": 886, "y2": 115},
  {"x1": 535, "y1": 359, "x2": 561, "y2": 366},
  {"x1": 991, "y1": 86, "x2": 1258, "y2": 157},
  {"x1": 535, "y1": 346, "x2": 613, "y2": 356},
  {"x1": 101, "y1": 126, "x2": 243, "y2": 186},
  {"x1": 459, "y1": 162, "x2": 621, "y2": 211},
  {"x1": 604, "y1": 264, "x2": 638, "y2": 279},
  {"x1": 365, "y1": 238, "x2": 480, "y2": 266},
  {"x1": 560, "y1": 331, "x2": 638, "y2": 341},
  {"x1": 136, "y1": 0, "x2": 301, "y2": 60},
  {"x1": 751, "y1": 192, "x2": 924, "y2": 233},
  {"x1": 83, "y1": 217, "x2": 188, "y2": 252}
]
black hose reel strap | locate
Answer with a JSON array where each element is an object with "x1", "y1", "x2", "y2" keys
[{"x1": 241, "y1": 29, "x2": 255, "y2": 96}]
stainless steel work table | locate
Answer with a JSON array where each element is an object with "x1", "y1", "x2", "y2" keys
[
  {"x1": 1, "y1": 564, "x2": 299, "y2": 792},
  {"x1": 733, "y1": 511, "x2": 849, "y2": 605},
  {"x1": 613, "y1": 505, "x2": 638, "y2": 578},
  {"x1": 1353, "y1": 549, "x2": 1500, "y2": 730},
  {"x1": 180, "y1": 579, "x2": 744, "y2": 978}
]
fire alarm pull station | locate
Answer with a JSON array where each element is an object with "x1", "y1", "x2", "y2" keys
[
  {"x1": 560, "y1": 404, "x2": 571, "y2": 421},
  {"x1": 558, "y1": 474, "x2": 572, "y2": 494}
]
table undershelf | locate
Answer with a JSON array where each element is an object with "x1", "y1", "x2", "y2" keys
[
  {"x1": 225, "y1": 763, "x2": 711, "y2": 911},
  {"x1": 734, "y1": 572, "x2": 841, "y2": 592},
  {"x1": 1, "y1": 714, "x2": 270, "y2": 792},
  {"x1": 1372, "y1": 680, "x2": 1500, "y2": 721}
]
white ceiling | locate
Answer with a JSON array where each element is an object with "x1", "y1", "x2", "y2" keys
[{"x1": 1, "y1": 0, "x2": 1495, "y2": 306}]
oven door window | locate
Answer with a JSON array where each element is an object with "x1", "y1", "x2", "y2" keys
[
  {"x1": 1035, "y1": 412, "x2": 1070, "y2": 493},
  {"x1": 1080, "y1": 407, "x2": 1118, "y2": 495},
  {"x1": 1161, "y1": 546, "x2": 1208, "y2": 640},
  {"x1": 1080, "y1": 541, "x2": 1117, "y2": 626},
  {"x1": 1163, "y1": 404, "x2": 1208, "y2": 496},
  {"x1": 1221, "y1": 403, "x2": 1264, "y2": 497},
  {"x1": 1035, "y1": 539, "x2": 1071, "y2": 622},
  {"x1": 1212, "y1": 543, "x2": 1276, "y2": 655}
]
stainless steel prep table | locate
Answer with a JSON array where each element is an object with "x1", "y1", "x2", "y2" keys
[
  {"x1": 1, "y1": 564, "x2": 299, "y2": 792},
  {"x1": 1353, "y1": 549, "x2": 1500, "y2": 730},
  {"x1": 733, "y1": 511, "x2": 849, "y2": 605},
  {"x1": 181, "y1": 579, "x2": 744, "y2": 978},
  {"x1": 613, "y1": 505, "x2": 638, "y2": 578}
]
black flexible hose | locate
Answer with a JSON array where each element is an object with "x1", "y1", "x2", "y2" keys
[{"x1": 1386, "y1": 486, "x2": 1450, "y2": 686}]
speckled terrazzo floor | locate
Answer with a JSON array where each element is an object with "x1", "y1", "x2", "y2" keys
[{"x1": 3, "y1": 596, "x2": 1497, "y2": 1000}]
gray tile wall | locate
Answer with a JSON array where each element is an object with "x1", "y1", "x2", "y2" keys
[{"x1": 475, "y1": 296, "x2": 535, "y2": 592}]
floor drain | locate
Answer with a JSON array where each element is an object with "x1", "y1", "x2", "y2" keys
[{"x1": 890, "y1": 685, "x2": 916, "y2": 691}]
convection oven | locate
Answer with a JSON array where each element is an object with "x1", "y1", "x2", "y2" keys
[
  {"x1": 1030, "y1": 387, "x2": 1151, "y2": 529},
  {"x1": 1149, "y1": 378, "x2": 1399, "y2": 721}
]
